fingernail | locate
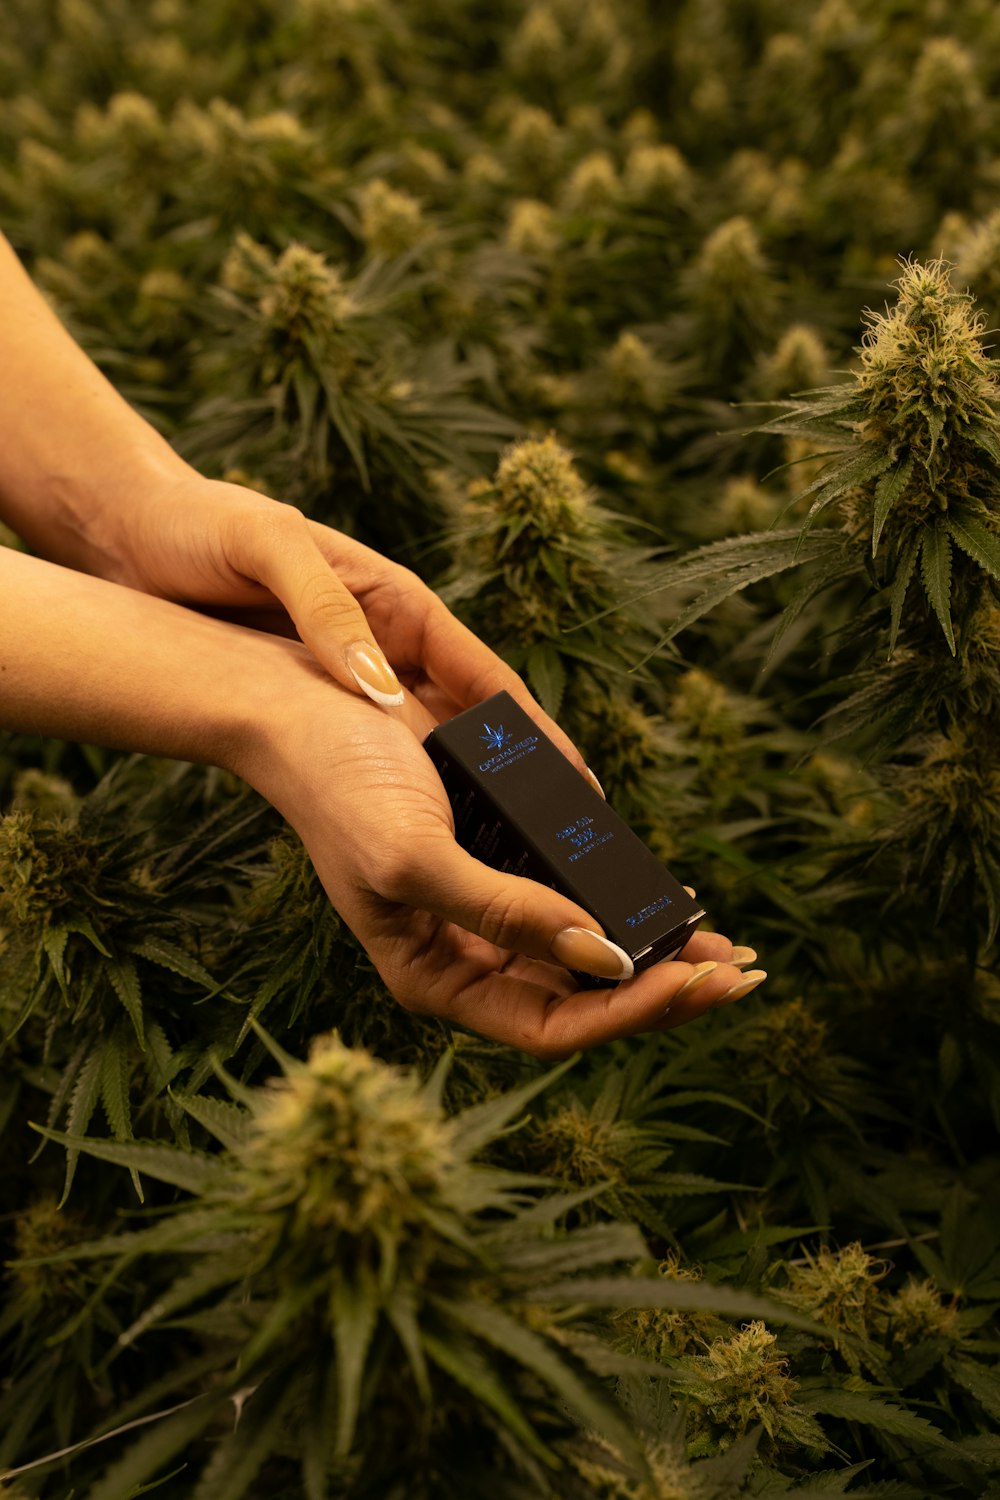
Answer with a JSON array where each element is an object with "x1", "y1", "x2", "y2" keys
[
  {"x1": 730, "y1": 946, "x2": 757, "y2": 968},
  {"x1": 683, "y1": 885, "x2": 696, "y2": 899},
  {"x1": 673, "y1": 960, "x2": 718, "y2": 1002},
  {"x1": 346, "y1": 641, "x2": 404, "y2": 707},
  {"x1": 715, "y1": 969, "x2": 767, "y2": 1005},
  {"x1": 584, "y1": 765, "x2": 606, "y2": 799},
  {"x1": 551, "y1": 927, "x2": 634, "y2": 981}
]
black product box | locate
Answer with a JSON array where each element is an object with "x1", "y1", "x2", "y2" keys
[{"x1": 424, "y1": 691, "x2": 704, "y2": 986}]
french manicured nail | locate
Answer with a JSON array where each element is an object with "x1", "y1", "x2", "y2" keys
[
  {"x1": 683, "y1": 885, "x2": 696, "y2": 899},
  {"x1": 551, "y1": 927, "x2": 634, "y2": 981},
  {"x1": 716, "y1": 969, "x2": 767, "y2": 1005},
  {"x1": 673, "y1": 960, "x2": 718, "y2": 1001},
  {"x1": 730, "y1": 946, "x2": 757, "y2": 968},
  {"x1": 585, "y1": 765, "x2": 606, "y2": 799},
  {"x1": 346, "y1": 641, "x2": 404, "y2": 707}
]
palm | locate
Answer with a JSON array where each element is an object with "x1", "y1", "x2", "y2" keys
[{"x1": 279, "y1": 690, "x2": 737, "y2": 1055}]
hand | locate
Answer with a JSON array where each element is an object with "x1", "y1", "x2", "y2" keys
[
  {"x1": 102, "y1": 469, "x2": 597, "y2": 780},
  {"x1": 242, "y1": 656, "x2": 760, "y2": 1058},
  {"x1": 0, "y1": 543, "x2": 761, "y2": 1055}
]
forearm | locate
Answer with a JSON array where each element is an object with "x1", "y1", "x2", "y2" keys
[
  {"x1": 0, "y1": 234, "x2": 190, "y2": 574},
  {"x1": 0, "y1": 546, "x2": 299, "y2": 771}
]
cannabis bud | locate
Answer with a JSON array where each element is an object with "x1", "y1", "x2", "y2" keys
[{"x1": 245, "y1": 1033, "x2": 455, "y2": 1269}]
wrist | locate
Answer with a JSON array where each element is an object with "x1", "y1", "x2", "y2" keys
[
  {"x1": 221, "y1": 637, "x2": 337, "y2": 805},
  {"x1": 0, "y1": 548, "x2": 318, "y2": 777},
  {"x1": 34, "y1": 443, "x2": 193, "y2": 582}
]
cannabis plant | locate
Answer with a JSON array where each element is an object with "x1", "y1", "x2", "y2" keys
[
  {"x1": 5, "y1": 2, "x2": 1000, "y2": 1495},
  {"x1": 15, "y1": 1034, "x2": 796, "y2": 1498}
]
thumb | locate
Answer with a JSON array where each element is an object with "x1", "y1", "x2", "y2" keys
[
  {"x1": 389, "y1": 831, "x2": 635, "y2": 982},
  {"x1": 238, "y1": 504, "x2": 404, "y2": 707}
]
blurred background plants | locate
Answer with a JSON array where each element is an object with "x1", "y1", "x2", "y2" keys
[{"x1": 3, "y1": 0, "x2": 1000, "y2": 1495}]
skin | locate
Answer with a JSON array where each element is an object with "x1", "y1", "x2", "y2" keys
[{"x1": 0, "y1": 234, "x2": 757, "y2": 1055}]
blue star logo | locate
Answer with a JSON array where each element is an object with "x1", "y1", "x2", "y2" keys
[{"x1": 480, "y1": 722, "x2": 510, "y2": 750}]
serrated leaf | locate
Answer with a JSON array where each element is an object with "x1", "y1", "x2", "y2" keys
[
  {"x1": 761, "y1": 547, "x2": 854, "y2": 677},
  {"x1": 130, "y1": 937, "x2": 216, "y2": 991},
  {"x1": 494, "y1": 1222, "x2": 645, "y2": 1277},
  {"x1": 38, "y1": 1126, "x2": 227, "y2": 1196},
  {"x1": 919, "y1": 525, "x2": 955, "y2": 654},
  {"x1": 99, "y1": 1030, "x2": 133, "y2": 1144},
  {"x1": 84, "y1": 1397, "x2": 217, "y2": 1500},
  {"x1": 60, "y1": 1045, "x2": 105, "y2": 1205},
  {"x1": 331, "y1": 1265, "x2": 379, "y2": 1457},
  {"x1": 947, "y1": 508, "x2": 1000, "y2": 583},
  {"x1": 66, "y1": 915, "x2": 112, "y2": 957},
  {"x1": 421, "y1": 1328, "x2": 554, "y2": 1464},
  {"x1": 699, "y1": 1224, "x2": 823, "y2": 1258},
  {"x1": 384, "y1": 1281, "x2": 430, "y2": 1401},
  {"x1": 41, "y1": 924, "x2": 70, "y2": 997},
  {"x1": 946, "y1": 1355, "x2": 1000, "y2": 1420},
  {"x1": 967, "y1": 421, "x2": 1000, "y2": 467},
  {"x1": 118, "y1": 1253, "x2": 250, "y2": 1349},
  {"x1": 100, "y1": 1026, "x2": 141, "y2": 1200},
  {"x1": 170, "y1": 1092, "x2": 251, "y2": 1151},
  {"x1": 190, "y1": 1379, "x2": 297, "y2": 1500},
  {"x1": 525, "y1": 643, "x2": 567, "y2": 719},
  {"x1": 872, "y1": 455, "x2": 914, "y2": 555},
  {"x1": 108, "y1": 954, "x2": 145, "y2": 1048},
  {"x1": 454, "y1": 1055, "x2": 576, "y2": 1156},
  {"x1": 443, "y1": 1298, "x2": 641, "y2": 1466},
  {"x1": 521, "y1": 1275, "x2": 819, "y2": 1331},
  {"x1": 800, "y1": 443, "x2": 893, "y2": 531},
  {"x1": 144, "y1": 1020, "x2": 178, "y2": 1093},
  {"x1": 797, "y1": 1388, "x2": 965, "y2": 1455},
  {"x1": 888, "y1": 534, "x2": 920, "y2": 656},
  {"x1": 582, "y1": 528, "x2": 839, "y2": 624}
]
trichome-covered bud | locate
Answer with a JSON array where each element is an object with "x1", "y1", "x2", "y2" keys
[
  {"x1": 605, "y1": 331, "x2": 670, "y2": 409},
  {"x1": 503, "y1": 104, "x2": 562, "y2": 186},
  {"x1": 507, "y1": 4, "x2": 563, "y2": 85},
  {"x1": 856, "y1": 259, "x2": 997, "y2": 493},
  {"x1": 948, "y1": 207, "x2": 1000, "y2": 327},
  {"x1": 757, "y1": 324, "x2": 829, "y2": 399},
  {"x1": 561, "y1": 150, "x2": 619, "y2": 214},
  {"x1": 506, "y1": 198, "x2": 558, "y2": 257},
  {"x1": 489, "y1": 431, "x2": 594, "y2": 537},
  {"x1": 245, "y1": 1034, "x2": 454, "y2": 1265},
  {"x1": 685, "y1": 216, "x2": 776, "y2": 377},
  {"x1": 622, "y1": 142, "x2": 692, "y2": 209},
  {"x1": 676, "y1": 1321, "x2": 825, "y2": 1450},
  {"x1": 779, "y1": 1242, "x2": 889, "y2": 1346},
  {"x1": 220, "y1": 233, "x2": 353, "y2": 381},
  {"x1": 715, "y1": 475, "x2": 779, "y2": 534},
  {"x1": 355, "y1": 178, "x2": 425, "y2": 258},
  {"x1": 887, "y1": 1278, "x2": 959, "y2": 1347}
]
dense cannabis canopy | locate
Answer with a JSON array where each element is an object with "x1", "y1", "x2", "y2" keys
[{"x1": 5, "y1": 2, "x2": 1000, "y2": 1495}]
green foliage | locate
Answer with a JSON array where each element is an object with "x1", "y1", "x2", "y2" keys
[{"x1": 3, "y1": 2, "x2": 1000, "y2": 1497}]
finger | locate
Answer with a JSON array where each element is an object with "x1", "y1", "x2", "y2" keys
[
  {"x1": 439, "y1": 955, "x2": 758, "y2": 1057},
  {"x1": 230, "y1": 504, "x2": 405, "y2": 708},
  {"x1": 371, "y1": 831, "x2": 636, "y2": 983},
  {"x1": 304, "y1": 524, "x2": 602, "y2": 792},
  {"x1": 431, "y1": 602, "x2": 599, "y2": 779},
  {"x1": 656, "y1": 965, "x2": 768, "y2": 1031}
]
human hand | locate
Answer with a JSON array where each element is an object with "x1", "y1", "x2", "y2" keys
[
  {"x1": 95, "y1": 471, "x2": 602, "y2": 786},
  {"x1": 241, "y1": 654, "x2": 763, "y2": 1057},
  {"x1": 102, "y1": 469, "x2": 598, "y2": 781},
  {"x1": 0, "y1": 541, "x2": 762, "y2": 1055}
]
